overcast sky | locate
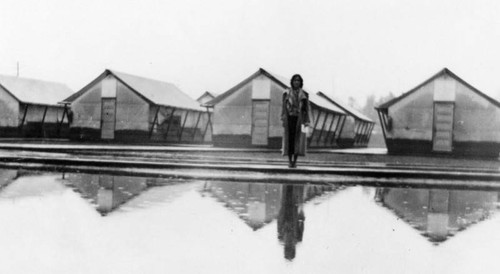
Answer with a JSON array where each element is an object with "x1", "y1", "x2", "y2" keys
[{"x1": 2, "y1": 0, "x2": 500, "y2": 106}]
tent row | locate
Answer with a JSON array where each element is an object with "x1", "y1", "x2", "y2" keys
[
  {"x1": 0, "y1": 70, "x2": 212, "y2": 143},
  {"x1": 0, "y1": 68, "x2": 373, "y2": 148}
]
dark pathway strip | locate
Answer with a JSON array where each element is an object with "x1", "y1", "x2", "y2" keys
[{"x1": 0, "y1": 153, "x2": 500, "y2": 184}]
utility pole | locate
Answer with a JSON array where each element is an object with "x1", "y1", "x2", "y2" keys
[{"x1": 16, "y1": 62, "x2": 19, "y2": 77}]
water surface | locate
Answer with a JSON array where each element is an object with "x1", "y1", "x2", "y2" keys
[{"x1": 0, "y1": 169, "x2": 498, "y2": 273}]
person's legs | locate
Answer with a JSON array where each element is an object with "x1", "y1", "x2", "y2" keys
[
  {"x1": 292, "y1": 154, "x2": 298, "y2": 167},
  {"x1": 287, "y1": 116, "x2": 298, "y2": 167}
]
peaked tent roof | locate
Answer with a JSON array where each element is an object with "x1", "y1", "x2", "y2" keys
[
  {"x1": 206, "y1": 68, "x2": 346, "y2": 115},
  {"x1": 0, "y1": 75, "x2": 74, "y2": 106},
  {"x1": 63, "y1": 69, "x2": 206, "y2": 112},
  {"x1": 196, "y1": 91, "x2": 218, "y2": 107},
  {"x1": 196, "y1": 91, "x2": 217, "y2": 101},
  {"x1": 376, "y1": 67, "x2": 500, "y2": 110},
  {"x1": 317, "y1": 92, "x2": 373, "y2": 123}
]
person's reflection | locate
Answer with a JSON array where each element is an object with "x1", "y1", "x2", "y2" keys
[{"x1": 277, "y1": 184, "x2": 305, "y2": 260}]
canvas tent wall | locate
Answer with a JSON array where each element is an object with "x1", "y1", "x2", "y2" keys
[
  {"x1": 317, "y1": 92, "x2": 375, "y2": 148},
  {"x1": 206, "y1": 68, "x2": 346, "y2": 148},
  {"x1": 62, "y1": 69, "x2": 212, "y2": 143},
  {"x1": 0, "y1": 75, "x2": 73, "y2": 138},
  {"x1": 376, "y1": 68, "x2": 500, "y2": 157}
]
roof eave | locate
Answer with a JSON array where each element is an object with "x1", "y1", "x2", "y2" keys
[
  {"x1": 317, "y1": 91, "x2": 373, "y2": 122},
  {"x1": 309, "y1": 100, "x2": 346, "y2": 116}
]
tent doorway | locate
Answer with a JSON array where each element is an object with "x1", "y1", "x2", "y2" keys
[
  {"x1": 251, "y1": 100, "x2": 270, "y2": 145},
  {"x1": 432, "y1": 102, "x2": 454, "y2": 152},
  {"x1": 101, "y1": 98, "x2": 116, "y2": 139}
]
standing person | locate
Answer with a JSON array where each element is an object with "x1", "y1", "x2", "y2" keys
[{"x1": 281, "y1": 74, "x2": 312, "y2": 168}]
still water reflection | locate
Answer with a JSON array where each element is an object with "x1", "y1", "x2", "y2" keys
[
  {"x1": 375, "y1": 187, "x2": 499, "y2": 244},
  {"x1": 1, "y1": 168, "x2": 500, "y2": 273},
  {"x1": 202, "y1": 182, "x2": 344, "y2": 260}
]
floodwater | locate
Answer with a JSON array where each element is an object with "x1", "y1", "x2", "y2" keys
[{"x1": 0, "y1": 169, "x2": 499, "y2": 273}]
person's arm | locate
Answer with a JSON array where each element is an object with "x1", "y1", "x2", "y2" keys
[
  {"x1": 281, "y1": 91, "x2": 287, "y2": 126},
  {"x1": 302, "y1": 94, "x2": 311, "y2": 126}
]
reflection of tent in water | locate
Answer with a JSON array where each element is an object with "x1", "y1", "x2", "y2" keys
[
  {"x1": 202, "y1": 182, "x2": 282, "y2": 230},
  {"x1": 118, "y1": 179, "x2": 201, "y2": 211},
  {"x1": 202, "y1": 182, "x2": 345, "y2": 260},
  {"x1": 0, "y1": 170, "x2": 19, "y2": 191},
  {"x1": 375, "y1": 187, "x2": 499, "y2": 244},
  {"x1": 0, "y1": 171, "x2": 66, "y2": 199},
  {"x1": 62, "y1": 173, "x2": 198, "y2": 215},
  {"x1": 203, "y1": 182, "x2": 341, "y2": 230}
]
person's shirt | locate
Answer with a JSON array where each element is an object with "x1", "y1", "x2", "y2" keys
[{"x1": 286, "y1": 89, "x2": 301, "y2": 116}]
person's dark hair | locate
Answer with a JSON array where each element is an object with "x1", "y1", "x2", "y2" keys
[{"x1": 290, "y1": 74, "x2": 303, "y2": 89}]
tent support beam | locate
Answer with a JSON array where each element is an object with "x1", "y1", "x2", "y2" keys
[
  {"x1": 377, "y1": 110, "x2": 388, "y2": 148},
  {"x1": 324, "y1": 114, "x2": 336, "y2": 146},
  {"x1": 192, "y1": 111, "x2": 202, "y2": 141},
  {"x1": 308, "y1": 109, "x2": 322, "y2": 147},
  {"x1": 317, "y1": 112, "x2": 330, "y2": 146},
  {"x1": 202, "y1": 107, "x2": 212, "y2": 141},
  {"x1": 367, "y1": 123, "x2": 375, "y2": 143},
  {"x1": 360, "y1": 123, "x2": 367, "y2": 145},
  {"x1": 165, "y1": 108, "x2": 177, "y2": 141},
  {"x1": 40, "y1": 106, "x2": 49, "y2": 137},
  {"x1": 178, "y1": 110, "x2": 189, "y2": 141},
  {"x1": 19, "y1": 104, "x2": 29, "y2": 135},
  {"x1": 325, "y1": 114, "x2": 342, "y2": 146},
  {"x1": 57, "y1": 106, "x2": 68, "y2": 137},
  {"x1": 149, "y1": 106, "x2": 160, "y2": 139},
  {"x1": 334, "y1": 115, "x2": 346, "y2": 145}
]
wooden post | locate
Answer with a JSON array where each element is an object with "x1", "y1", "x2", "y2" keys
[
  {"x1": 324, "y1": 114, "x2": 336, "y2": 147},
  {"x1": 57, "y1": 106, "x2": 68, "y2": 137},
  {"x1": 367, "y1": 123, "x2": 375, "y2": 143},
  {"x1": 333, "y1": 115, "x2": 346, "y2": 145},
  {"x1": 178, "y1": 110, "x2": 190, "y2": 141},
  {"x1": 149, "y1": 105, "x2": 160, "y2": 139},
  {"x1": 18, "y1": 104, "x2": 29, "y2": 135},
  {"x1": 354, "y1": 120, "x2": 363, "y2": 144},
  {"x1": 165, "y1": 107, "x2": 176, "y2": 141},
  {"x1": 364, "y1": 123, "x2": 370, "y2": 144},
  {"x1": 316, "y1": 112, "x2": 329, "y2": 147},
  {"x1": 359, "y1": 123, "x2": 366, "y2": 145},
  {"x1": 361, "y1": 122, "x2": 368, "y2": 144},
  {"x1": 354, "y1": 121, "x2": 362, "y2": 145},
  {"x1": 41, "y1": 106, "x2": 48, "y2": 137},
  {"x1": 308, "y1": 109, "x2": 322, "y2": 147},
  {"x1": 377, "y1": 110, "x2": 388, "y2": 148},
  {"x1": 202, "y1": 107, "x2": 212, "y2": 142},
  {"x1": 192, "y1": 111, "x2": 202, "y2": 141},
  {"x1": 365, "y1": 123, "x2": 373, "y2": 144}
]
